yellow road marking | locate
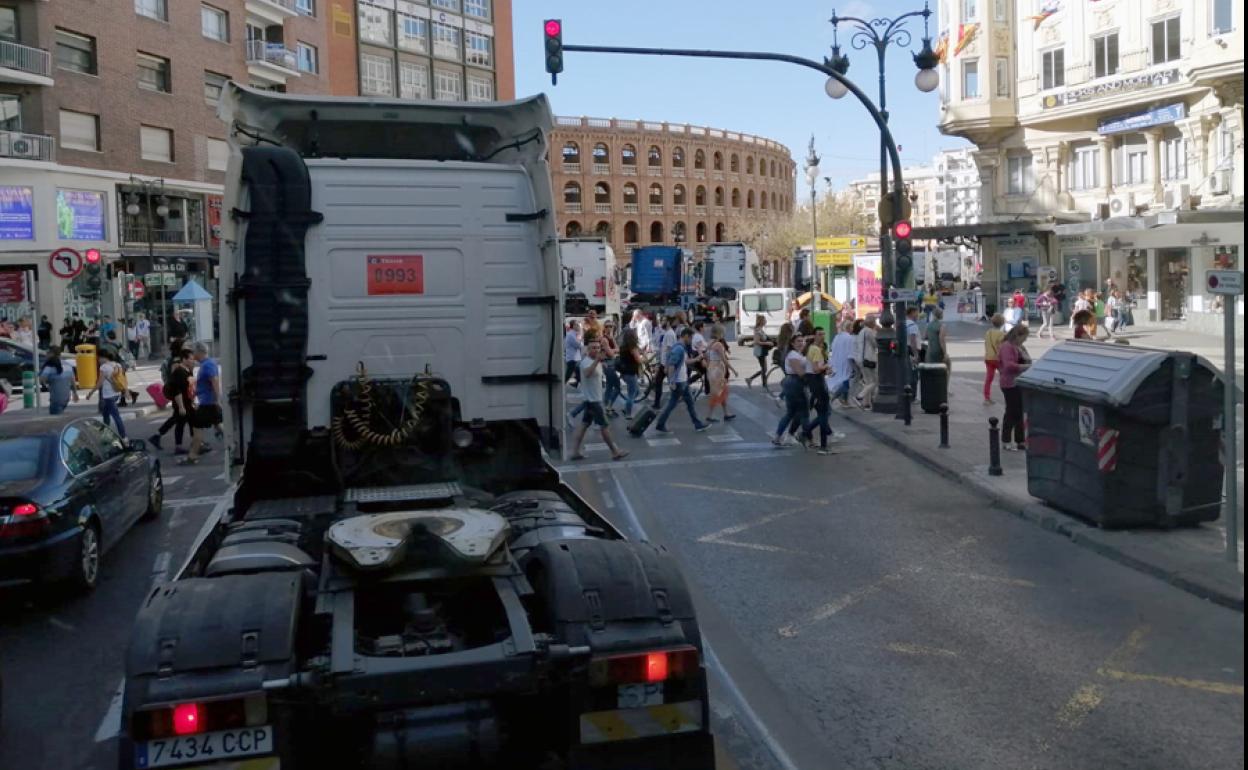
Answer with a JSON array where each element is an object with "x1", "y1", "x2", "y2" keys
[
  {"x1": 1056, "y1": 684, "x2": 1105, "y2": 729},
  {"x1": 1098, "y1": 668, "x2": 1245, "y2": 696},
  {"x1": 886, "y1": 642, "x2": 959, "y2": 658},
  {"x1": 1101, "y1": 625, "x2": 1149, "y2": 671},
  {"x1": 692, "y1": 483, "x2": 878, "y2": 555}
]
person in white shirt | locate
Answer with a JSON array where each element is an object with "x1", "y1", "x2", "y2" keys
[
  {"x1": 13, "y1": 317, "x2": 35, "y2": 350},
  {"x1": 563, "y1": 321, "x2": 584, "y2": 386},
  {"x1": 649, "y1": 317, "x2": 680, "y2": 410},
  {"x1": 774, "y1": 334, "x2": 810, "y2": 446},
  {"x1": 788, "y1": 300, "x2": 803, "y2": 326},
  {"x1": 567, "y1": 338, "x2": 629, "y2": 461},
  {"x1": 136, "y1": 314, "x2": 152, "y2": 359},
  {"x1": 653, "y1": 328, "x2": 708, "y2": 434},
  {"x1": 629, "y1": 309, "x2": 653, "y2": 354},
  {"x1": 85, "y1": 349, "x2": 127, "y2": 438}
]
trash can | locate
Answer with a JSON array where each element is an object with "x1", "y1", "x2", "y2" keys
[
  {"x1": 811, "y1": 310, "x2": 833, "y2": 338},
  {"x1": 917, "y1": 363, "x2": 948, "y2": 414},
  {"x1": 75, "y1": 344, "x2": 98, "y2": 389},
  {"x1": 1017, "y1": 341, "x2": 1224, "y2": 528}
]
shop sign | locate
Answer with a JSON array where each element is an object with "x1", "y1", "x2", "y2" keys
[
  {"x1": 0, "y1": 186, "x2": 35, "y2": 240},
  {"x1": 1042, "y1": 68, "x2": 1179, "y2": 109},
  {"x1": 0, "y1": 270, "x2": 26, "y2": 303},
  {"x1": 1098, "y1": 103, "x2": 1186, "y2": 135},
  {"x1": 144, "y1": 272, "x2": 180, "y2": 288}
]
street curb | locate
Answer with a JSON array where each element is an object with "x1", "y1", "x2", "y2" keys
[{"x1": 836, "y1": 407, "x2": 1245, "y2": 613}]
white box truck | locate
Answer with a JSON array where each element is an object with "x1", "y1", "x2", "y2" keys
[
  {"x1": 703, "y1": 242, "x2": 760, "y2": 320},
  {"x1": 558, "y1": 237, "x2": 620, "y2": 324}
]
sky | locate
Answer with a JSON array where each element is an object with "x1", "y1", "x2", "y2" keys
[{"x1": 512, "y1": 0, "x2": 972, "y2": 191}]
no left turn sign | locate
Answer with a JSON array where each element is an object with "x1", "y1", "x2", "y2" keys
[{"x1": 48, "y1": 248, "x2": 84, "y2": 279}]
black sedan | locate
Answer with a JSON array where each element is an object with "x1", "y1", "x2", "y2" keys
[
  {"x1": 0, "y1": 415, "x2": 163, "y2": 591},
  {"x1": 0, "y1": 337, "x2": 35, "y2": 390}
]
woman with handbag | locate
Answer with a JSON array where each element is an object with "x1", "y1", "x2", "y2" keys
[{"x1": 745, "y1": 315, "x2": 773, "y2": 391}]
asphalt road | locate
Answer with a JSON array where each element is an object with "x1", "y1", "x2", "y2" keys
[{"x1": 2, "y1": 371, "x2": 1243, "y2": 770}]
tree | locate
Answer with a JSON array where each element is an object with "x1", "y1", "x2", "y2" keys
[{"x1": 731, "y1": 191, "x2": 874, "y2": 261}]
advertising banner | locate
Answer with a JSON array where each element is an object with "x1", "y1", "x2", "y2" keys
[
  {"x1": 0, "y1": 186, "x2": 35, "y2": 240},
  {"x1": 853, "y1": 253, "x2": 883, "y2": 319},
  {"x1": 56, "y1": 189, "x2": 106, "y2": 240}
]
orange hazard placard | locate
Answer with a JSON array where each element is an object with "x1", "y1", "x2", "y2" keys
[{"x1": 367, "y1": 255, "x2": 424, "y2": 295}]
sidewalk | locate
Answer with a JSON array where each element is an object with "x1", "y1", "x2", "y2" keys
[
  {"x1": 1, "y1": 363, "x2": 166, "y2": 421},
  {"x1": 833, "y1": 321, "x2": 1244, "y2": 612}
]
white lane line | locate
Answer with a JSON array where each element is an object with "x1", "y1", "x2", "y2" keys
[
  {"x1": 150, "y1": 551, "x2": 171, "y2": 579},
  {"x1": 646, "y1": 437, "x2": 682, "y2": 447},
  {"x1": 886, "y1": 642, "x2": 959, "y2": 658},
  {"x1": 94, "y1": 678, "x2": 125, "y2": 742},
  {"x1": 583, "y1": 442, "x2": 610, "y2": 453},
  {"x1": 164, "y1": 495, "x2": 226, "y2": 508},
  {"x1": 950, "y1": 572, "x2": 1037, "y2": 588},
  {"x1": 213, "y1": 472, "x2": 227, "y2": 481},
  {"x1": 557, "y1": 449, "x2": 788, "y2": 474},
  {"x1": 707, "y1": 433, "x2": 744, "y2": 443},
  {"x1": 692, "y1": 484, "x2": 877, "y2": 555},
  {"x1": 48, "y1": 617, "x2": 76, "y2": 632},
  {"x1": 161, "y1": 475, "x2": 183, "y2": 487}
]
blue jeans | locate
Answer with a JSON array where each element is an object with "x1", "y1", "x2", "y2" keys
[
  {"x1": 603, "y1": 362, "x2": 621, "y2": 408},
  {"x1": 620, "y1": 373, "x2": 639, "y2": 416},
  {"x1": 656, "y1": 382, "x2": 704, "y2": 431},
  {"x1": 98, "y1": 396, "x2": 126, "y2": 438},
  {"x1": 775, "y1": 376, "x2": 808, "y2": 437}
]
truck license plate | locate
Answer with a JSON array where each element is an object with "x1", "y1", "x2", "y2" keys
[
  {"x1": 617, "y1": 683, "x2": 664, "y2": 709},
  {"x1": 135, "y1": 726, "x2": 274, "y2": 768}
]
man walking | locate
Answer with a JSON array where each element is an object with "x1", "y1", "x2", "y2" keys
[
  {"x1": 150, "y1": 348, "x2": 194, "y2": 454},
  {"x1": 654, "y1": 327, "x2": 709, "y2": 435},
  {"x1": 85, "y1": 349, "x2": 127, "y2": 438},
  {"x1": 181, "y1": 343, "x2": 221, "y2": 465},
  {"x1": 563, "y1": 320, "x2": 583, "y2": 386},
  {"x1": 649, "y1": 316, "x2": 678, "y2": 410},
  {"x1": 136, "y1": 313, "x2": 152, "y2": 359},
  {"x1": 567, "y1": 337, "x2": 629, "y2": 462}
]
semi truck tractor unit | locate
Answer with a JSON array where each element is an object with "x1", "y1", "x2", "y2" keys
[
  {"x1": 559, "y1": 238, "x2": 620, "y2": 324},
  {"x1": 118, "y1": 86, "x2": 715, "y2": 770},
  {"x1": 626, "y1": 246, "x2": 685, "y2": 319}
]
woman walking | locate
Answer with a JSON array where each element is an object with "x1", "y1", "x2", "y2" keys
[
  {"x1": 39, "y1": 346, "x2": 79, "y2": 415},
  {"x1": 982, "y1": 313, "x2": 1005, "y2": 405},
  {"x1": 773, "y1": 334, "x2": 809, "y2": 447},
  {"x1": 998, "y1": 325, "x2": 1032, "y2": 452},
  {"x1": 745, "y1": 315, "x2": 772, "y2": 391},
  {"x1": 703, "y1": 324, "x2": 738, "y2": 423},
  {"x1": 799, "y1": 331, "x2": 836, "y2": 454},
  {"x1": 615, "y1": 328, "x2": 644, "y2": 419},
  {"x1": 828, "y1": 322, "x2": 856, "y2": 407},
  {"x1": 855, "y1": 315, "x2": 878, "y2": 409},
  {"x1": 1035, "y1": 286, "x2": 1058, "y2": 339}
]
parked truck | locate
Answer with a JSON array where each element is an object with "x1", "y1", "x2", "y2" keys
[
  {"x1": 118, "y1": 86, "x2": 715, "y2": 770},
  {"x1": 626, "y1": 245, "x2": 685, "y2": 319},
  {"x1": 701, "y1": 242, "x2": 759, "y2": 319},
  {"x1": 558, "y1": 237, "x2": 620, "y2": 324}
]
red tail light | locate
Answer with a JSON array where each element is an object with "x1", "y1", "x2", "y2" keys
[
  {"x1": 0, "y1": 502, "x2": 49, "y2": 540},
  {"x1": 12, "y1": 503, "x2": 39, "y2": 516},
  {"x1": 134, "y1": 695, "x2": 267, "y2": 741},
  {"x1": 589, "y1": 647, "x2": 699, "y2": 687},
  {"x1": 172, "y1": 703, "x2": 201, "y2": 735}
]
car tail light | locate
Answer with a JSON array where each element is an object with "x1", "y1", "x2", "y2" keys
[
  {"x1": 133, "y1": 695, "x2": 267, "y2": 741},
  {"x1": 11, "y1": 503, "x2": 38, "y2": 516},
  {"x1": 0, "y1": 502, "x2": 49, "y2": 540},
  {"x1": 588, "y1": 647, "x2": 700, "y2": 687}
]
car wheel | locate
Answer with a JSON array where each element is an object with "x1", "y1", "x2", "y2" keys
[
  {"x1": 70, "y1": 522, "x2": 101, "y2": 592},
  {"x1": 143, "y1": 468, "x2": 164, "y2": 521}
]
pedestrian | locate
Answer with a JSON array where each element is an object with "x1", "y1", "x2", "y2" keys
[
  {"x1": 181, "y1": 342, "x2": 221, "y2": 464},
  {"x1": 1106, "y1": 289, "x2": 1125, "y2": 336},
  {"x1": 797, "y1": 307, "x2": 815, "y2": 337},
  {"x1": 99, "y1": 315, "x2": 116, "y2": 341},
  {"x1": 767, "y1": 322, "x2": 795, "y2": 393},
  {"x1": 615, "y1": 328, "x2": 644, "y2": 419},
  {"x1": 1072, "y1": 309, "x2": 1096, "y2": 339},
  {"x1": 13, "y1": 316, "x2": 34, "y2": 350},
  {"x1": 150, "y1": 348, "x2": 195, "y2": 454},
  {"x1": 85, "y1": 349, "x2": 127, "y2": 438},
  {"x1": 922, "y1": 285, "x2": 939, "y2": 323},
  {"x1": 629, "y1": 309, "x2": 653, "y2": 355},
  {"x1": 773, "y1": 333, "x2": 809, "y2": 447},
  {"x1": 1071, "y1": 290, "x2": 1094, "y2": 335},
  {"x1": 168, "y1": 311, "x2": 189, "y2": 351},
  {"x1": 828, "y1": 322, "x2": 856, "y2": 407},
  {"x1": 125, "y1": 318, "x2": 140, "y2": 359},
  {"x1": 583, "y1": 309, "x2": 603, "y2": 340},
  {"x1": 563, "y1": 320, "x2": 583, "y2": 386},
  {"x1": 59, "y1": 316, "x2": 76, "y2": 348},
  {"x1": 855, "y1": 315, "x2": 879, "y2": 410},
  {"x1": 1035, "y1": 286, "x2": 1058, "y2": 339},
  {"x1": 37, "y1": 315, "x2": 52, "y2": 350},
  {"x1": 654, "y1": 327, "x2": 709, "y2": 435},
  {"x1": 846, "y1": 318, "x2": 865, "y2": 404},
  {"x1": 650, "y1": 316, "x2": 679, "y2": 410},
  {"x1": 982, "y1": 313, "x2": 1006, "y2": 405},
  {"x1": 600, "y1": 320, "x2": 622, "y2": 410},
  {"x1": 688, "y1": 320, "x2": 709, "y2": 392},
  {"x1": 745, "y1": 314, "x2": 773, "y2": 390},
  {"x1": 567, "y1": 337, "x2": 630, "y2": 461},
  {"x1": 905, "y1": 306, "x2": 922, "y2": 400},
  {"x1": 788, "y1": 299, "x2": 802, "y2": 326},
  {"x1": 998, "y1": 324, "x2": 1032, "y2": 452},
  {"x1": 925, "y1": 307, "x2": 949, "y2": 369},
  {"x1": 39, "y1": 346, "x2": 79, "y2": 415},
  {"x1": 1093, "y1": 291, "x2": 1110, "y2": 338},
  {"x1": 136, "y1": 313, "x2": 152, "y2": 360},
  {"x1": 799, "y1": 330, "x2": 836, "y2": 453},
  {"x1": 703, "y1": 324, "x2": 737, "y2": 423}
]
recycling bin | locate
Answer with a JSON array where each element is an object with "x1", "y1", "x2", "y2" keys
[
  {"x1": 811, "y1": 310, "x2": 833, "y2": 338},
  {"x1": 1017, "y1": 341, "x2": 1225, "y2": 528},
  {"x1": 917, "y1": 363, "x2": 948, "y2": 414},
  {"x1": 75, "y1": 344, "x2": 98, "y2": 389}
]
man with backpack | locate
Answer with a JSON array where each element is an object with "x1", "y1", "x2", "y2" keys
[
  {"x1": 150, "y1": 349, "x2": 195, "y2": 454},
  {"x1": 654, "y1": 327, "x2": 709, "y2": 435},
  {"x1": 85, "y1": 349, "x2": 128, "y2": 438}
]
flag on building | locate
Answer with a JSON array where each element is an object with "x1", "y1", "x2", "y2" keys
[
  {"x1": 1029, "y1": 0, "x2": 1062, "y2": 30},
  {"x1": 955, "y1": 23, "x2": 979, "y2": 56},
  {"x1": 934, "y1": 31, "x2": 949, "y2": 64}
]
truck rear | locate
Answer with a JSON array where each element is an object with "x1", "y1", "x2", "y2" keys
[
  {"x1": 626, "y1": 246, "x2": 684, "y2": 319},
  {"x1": 703, "y1": 243, "x2": 759, "y2": 321},
  {"x1": 118, "y1": 85, "x2": 714, "y2": 770},
  {"x1": 558, "y1": 237, "x2": 620, "y2": 323}
]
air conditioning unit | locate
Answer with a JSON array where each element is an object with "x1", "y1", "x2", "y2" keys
[
  {"x1": 5, "y1": 136, "x2": 42, "y2": 160},
  {"x1": 1209, "y1": 169, "x2": 1232, "y2": 195},
  {"x1": 1107, "y1": 192, "x2": 1136, "y2": 217},
  {"x1": 1090, "y1": 201, "x2": 1111, "y2": 220},
  {"x1": 1163, "y1": 183, "x2": 1193, "y2": 211}
]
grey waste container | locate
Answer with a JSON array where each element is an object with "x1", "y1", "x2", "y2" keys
[
  {"x1": 1017, "y1": 341, "x2": 1225, "y2": 528},
  {"x1": 917, "y1": 363, "x2": 948, "y2": 414}
]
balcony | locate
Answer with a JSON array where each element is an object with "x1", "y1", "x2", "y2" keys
[
  {"x1": 648, "y1": 204, "x2": 664, "y2": 214},
  {"x1": 672, "y1": 205, "x2": 686, "y2": 215},
  {"x1": 647, "y1": 166, "x2": 664, "y2": 176},
  {"x1": 621, "y1": 165, "x2": 637, "y2": 176},
  {"x1": 592, "y1": 163, "x2": 611, "y2": 175},
  {"x1": 694, "y1": 206, "x2": 707, "y2": 216},
  {"x1": 246, "y1": 40, "x2": 300, "y2": 84},
  {"x1": 121, "y1": 225, "x2": 204, "y2": 247},
  {"x1": 622, "y1": 203, "x2": 639, "y2": 214},
  {"x1": 245, "y1": 0, "x2": 299, "y2": 24},
  {"x1": 562, "y1": 162, "x2": 581, "y2": 174},
  {"x1": 565, "y1": 202, "x2": 582, "y2": 214},
  {"x1": 672, "y1": 168, "x2": 685, "y2": 178},
  {"x1": 0, "y1": 40, "x2": 54, "y2": 86},
  {"x1": 0, "y1": 130, "x2": 55, "y2": 162},
  {"x1": 594, "y1": 203, "x2": 612, "y2": 214}
]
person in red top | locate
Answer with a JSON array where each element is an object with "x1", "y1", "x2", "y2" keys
[{"x1": 998, "y1": 324, "x2": 1032, "y2": 452}]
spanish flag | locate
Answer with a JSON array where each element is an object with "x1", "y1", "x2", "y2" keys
[
  {"x1": 934, "y1": 31, "x2": 949, "y2": 64},
  {"x1": 954, "y1": 23, "x2": 979, "y2": 56},
  {"x1": 1029, "y1": 0, "x2": 1062, "y2": 30}
]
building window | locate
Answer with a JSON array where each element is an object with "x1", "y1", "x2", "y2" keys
[
  {"x1": 201, "y1": 5, "x2": 229, "y2": 41},
  {"x1": 140, "y1": 125, "x2": 174, "y2": 162},
  {"x1": 360, "y1": 53, "x2": 394, "y2": 96},
  {"x1": 1040, "y1": 48, "x2": 1064, "y2": 90},
  {"x1": 963, "y1": 0, "x2": 977, "y2": 21},
  {"x1": 430, "y1": 0, "x2": 459, "y2": 9},
  {"x1": 204, "y1": 71, "x2": 229, "y2": 105},
  {"x1": 1161, "y1": 130, "x2": 1188, "y2": 181},
  {"x1": 295, "y1": 0, "x2": 315, "y2": 15},
  {"x1": 962, "y1": 59, "x2": 979, "y2": 98},
  {"x1": 993, "y1": 0, "x2": 1007, "y2": 21},
  {"x1": 466, "y1": 73, "x2": 493, "y2": 102},
  {"x1": 297, "y1": 42, "x2": 318, "y2": 73},
  {"x1": 1007, "y1": 154, "x2": 1033, "y2": 195},
  {"x1": 59, "y1": 109, "x2": 99, "y2": 151},
  {"x1": 398, "y1": 14, "x2": 428, "y2": 53},
  {"x1": 0, "y1": 8, "x2": 16, "y2": 40},
  {"x1": 399, "y1": 60, "x2": 429, "y2": 99},
  {"x1": 1151, "y1": 16, "x2": 1181, "y2": 64},
  {"x1": 137, "y1": 52, "x2": 172, "y2": 93},
  {"x1": 1069, "y1": 144, "x2": 1099, "y2": 190},
  {"x1": 464, "y1": 0, "x2": 490, "y2": 19},
  {"x1": 994, "y1": 57, "x2": 1010, "y2": 97},
  {"x1": 622, "y1": 144, "x2": 637, "y2": 166},
  {"x1": 1211, "y1": 0, "x2": 1234, "y2": 33},
  {"x1": 465, "y1": 31, "x2": 492, "y2": 67},
  {"x1": 434, "y1": 69, "x2": 462, "y2": 101},
  {"x1": 207, "y1": 137, "x2": 229, "y2": 171},
  {"x1": 55, "y1": 29, "x2": 97, "y2": 75},
  {"x1": 1114, "y1": 135, "x2": 1149, "y2": 186},
  {"x1": 358, "y1": 3, "x2": 393, "y2": 46},
  {"x1": 648, "y1": 145, "x2": 662, "y2": 167},
  {"x1": 432, "y1": 22, "x2": 460, "y2": 60},
  {"x1": 1092, "y1": 33, "x2": 1118, "y2": 78},
  {"x1": 135, "y1": 0, "x2": 167, "y2": 21}
]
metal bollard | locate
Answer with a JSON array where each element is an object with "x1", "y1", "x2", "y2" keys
[
  {"x1": 901, "y1": 386, "x2": 913, "y2": 426},
  {"x1": 939, "y1": 403, "x2": 950, "y2": 449},
  {"x1": 988, "y1": 417, "x2": 1003, "y2": 476}
]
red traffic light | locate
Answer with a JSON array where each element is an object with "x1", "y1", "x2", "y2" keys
[
  {"x1": 544, "y1": 19, "x2": 561, "y2": 37},
  {"x1": 85, "y1": 248, "x2": 102, "y2": 264},
  {"x1": 892, "y1": 221, "x2": 912, "y2": 240}
]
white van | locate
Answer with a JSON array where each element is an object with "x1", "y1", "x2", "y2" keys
[{"x1": 735, "y1": 287, "x2": 795, "y2": 345}]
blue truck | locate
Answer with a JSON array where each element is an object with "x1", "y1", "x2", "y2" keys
[{"x1": 626, "y1": 246, "x2": 685, "y2": 318}]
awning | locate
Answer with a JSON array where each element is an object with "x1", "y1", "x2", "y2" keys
[
  {"x1": 796, "y1": 291, "x2": 842, "y2": 312},
  {"x1": 912, "y1": 219, "x2": 1059, "y2": 241},
  {"x1": 172, "y1": 279, "x2": 213, "y2": 302},
  {"x1": 1052, "y1": 207, "x2": 1245, "y2": 248}
]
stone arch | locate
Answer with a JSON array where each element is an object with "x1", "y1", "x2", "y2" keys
[
  {"x1": 622, "y1": 144, "x2": 637, "y2": 166},
  {"x1": 624, "y1": 220, "x2": 640, "y2": 243},
  {"x1": 715, "y1": 222, "x2": 727, "y2": 241},
  {"x1": 648, "y1": 145, "x2": 662, "y2": 167},
  {"x1": 731, "y1": 188, "x2": 741, "y2": 208},
  {"x1": 649, "y1": 221, "x2": 664, "y2": 243},
  {"x1": 673, "y1": 184, "x2": 687, "y2": 205},
  {"x1": 594, "y1": 182, "x2": 611, "y2": 204},
  {"x1": 730, "y1": 153, "x2": 739, "y2": 173},
  {"x1": 714, "y1": 186, "x2": 725, "y2": 206},
  {"x1": 713, "y1": 151, "x2": 723, "y2": 171},
  {"x1": 672, "y1": 146, "x2": 686, "y2": 168},
  {"x1": 562, "y1": 141, "x2": 580, "y2": 164},
  {"x1": 592, "y1": 142, "x2": 610, "y2": 165},
  {"x1": 695, "y1": 185, "x2": 707, "y2": 206},
  {"x1": 694, "y1": 149, "x2": 706, "y2": 169},
  {"x1": 696, "y1": 222, "x2": 708, "y2": 242},
  {"x1": 563, "y1": 182, "x2": 581, "y2": 204},
  {"x1": 566, "y1": 221, "x2": 582, "y2": 237}
]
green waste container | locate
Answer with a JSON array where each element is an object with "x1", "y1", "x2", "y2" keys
[{"x1": 811, "y1": 310, "x2": 833, "y2": 338}]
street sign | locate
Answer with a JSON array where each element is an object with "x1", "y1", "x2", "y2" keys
[
  {"x1": 0, "y1": 270, "x2": 26, "y2": 303},
  {"x1": 1206, "y1": 270, "x2": 1244, "y2": 295},
  {"x1": 48, "y1": 247, "x2": 84, "y2": 279},
  {"x1": 816, "y1": 235, "x2": 868, "y2": 267},
  {"x1": 131, "y1": 280, "x2": 146, "y2": 299},
  {"x1": 886, "y1": 288, "x2": 919, "y2": 303}
]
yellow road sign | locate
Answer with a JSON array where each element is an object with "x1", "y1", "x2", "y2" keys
[{"x1": 815, "y1": 235, "x2": 868, "y2": 266}]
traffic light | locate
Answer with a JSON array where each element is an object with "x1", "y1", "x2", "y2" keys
[
  {"x1": 544, "y1": 19, "x2": 563, "y2": 83},
  {"x1": 85, "y1": 249, "x2": 103, "y2": 293},
  {"x1": 892, "y1": 220, "x2": 914, "y2": 288}
]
